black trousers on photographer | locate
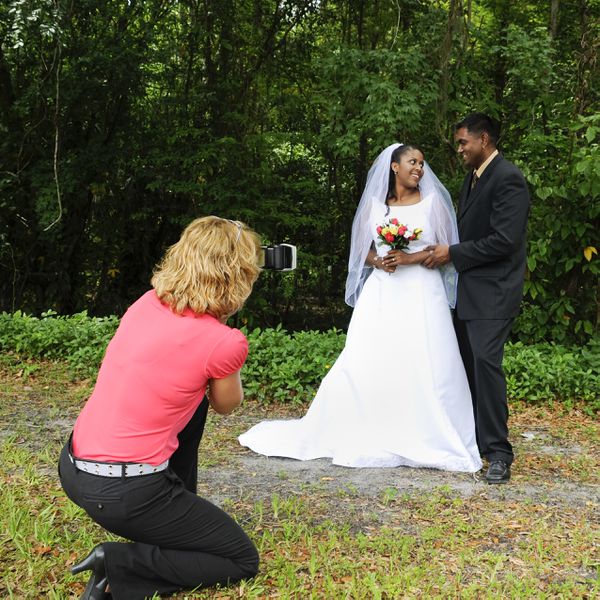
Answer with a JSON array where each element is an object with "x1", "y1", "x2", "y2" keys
[{"x1": 59, "y1": 399, "x2": 259, "y2": 600}]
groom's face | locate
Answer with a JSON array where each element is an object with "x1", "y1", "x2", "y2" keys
[{"x1": 455, "y1": 127, "x2": 486, "y2": 170}]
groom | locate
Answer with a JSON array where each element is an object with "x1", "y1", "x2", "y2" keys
[{"x1": 424, "y1": 113, "x2": 530, "y2": 484}]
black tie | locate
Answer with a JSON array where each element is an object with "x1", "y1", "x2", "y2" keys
[{"x1": 470, "y1": 172, "x2": 479, "y2": 191}]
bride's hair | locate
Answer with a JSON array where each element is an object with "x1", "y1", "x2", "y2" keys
[{"x1": 386, "y1": 144, "x2": 422, "y2": 202}]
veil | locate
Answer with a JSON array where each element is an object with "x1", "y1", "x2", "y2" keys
[{"x1": 344, "y1": 143, "x2": 459, "y2": 308}]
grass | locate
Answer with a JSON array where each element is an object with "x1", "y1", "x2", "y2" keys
[{"x1": 0, "y1": 355, "x2": 598, "y2": 599}]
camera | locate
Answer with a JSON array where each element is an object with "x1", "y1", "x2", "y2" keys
[{"x1": 260, "y1": 244, "x2": 297, "y2": 271}]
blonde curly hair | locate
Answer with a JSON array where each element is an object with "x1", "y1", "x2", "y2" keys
[{"x1": 151, "y1": 216, "x2": 261, "y2": 319}]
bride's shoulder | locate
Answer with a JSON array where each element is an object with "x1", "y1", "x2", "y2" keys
[
  {"x1": 369, "y1": 202, "x2": 387, "y2": 218},
  {"x1": 420, "y1": 190, "x2": 436, "y2": 203}
]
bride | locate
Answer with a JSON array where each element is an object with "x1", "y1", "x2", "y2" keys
[{"x1": 239, "y1": 143, "x2": 482, "y2": 472}]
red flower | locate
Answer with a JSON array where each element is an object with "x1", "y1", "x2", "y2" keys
[
  {"x1": 398, "y1": 225, "x2": 407, "y2": 235},
  {"x1": 376, "y1": 226, "x2": 383, "y2": 234},
  {"x1": 385, "y1": 233, "x2": 395, "y2": 242},
  {"x1": 390, "y1": 218, "x2": 399, "y2": 225}
]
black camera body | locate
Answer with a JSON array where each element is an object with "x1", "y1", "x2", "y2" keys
[{"x1": 260, "y1": 244, "x2": 297, "y2": 271}]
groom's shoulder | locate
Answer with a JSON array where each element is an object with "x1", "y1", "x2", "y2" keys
[{"x1": 493, "y1": 154, "x2": 526, "y2": 181}]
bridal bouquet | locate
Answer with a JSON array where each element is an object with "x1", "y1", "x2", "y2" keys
[{"x1": 376, "y1": 218, "x2": 423, "y2": 251}]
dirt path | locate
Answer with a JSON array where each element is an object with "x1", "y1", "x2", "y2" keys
[
  {"x1": 195, "y1": 411, "x2": 599, "y2": 515},
  {"x1": 9, "y1": 396, "x2": 596, "y2": 519},
  {"x1": 199, "y1": 451, "x2": 599, "y2": 509}
]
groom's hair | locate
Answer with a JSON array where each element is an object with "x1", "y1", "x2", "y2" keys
[{"x1": 456, "y1": 113, "x2": 500, "y2": 147}]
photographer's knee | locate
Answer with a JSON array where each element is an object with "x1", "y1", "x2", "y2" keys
[{"x1": 240, "y1": 544, "x2": 260, "y2": 578}]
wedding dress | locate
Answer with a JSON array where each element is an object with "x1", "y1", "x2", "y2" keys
[{"x1": 239, "y1": 192, "x2": 482, "y2": 472}]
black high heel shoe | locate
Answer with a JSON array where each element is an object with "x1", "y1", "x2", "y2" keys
[{"x1": 71, "y1": 545, "x2": 109, "y2": 600}]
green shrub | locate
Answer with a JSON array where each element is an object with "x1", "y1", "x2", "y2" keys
[
  {"x1": 242, "y1": 326, "x2": 346, "y2": 404},
  {"x1": 0, "y1": 311, "x2": 597, "y2": 411},
  {"x1": 0, "y1": 310, "x2": 118, "y2": 378},
  {"x1": 504, "y1": 339, "x2": 599, "y2": 410}
]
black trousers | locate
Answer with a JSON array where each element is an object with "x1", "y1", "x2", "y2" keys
[
  {"x1": 58, "y1": 400, "x2": 258, "y2": 599},
  {"x1": 169, "y1": 396, "x2": 209, "y2": 493},
  {"x1": 454, "y1": 315, "x2": 514, "y2": 465}
]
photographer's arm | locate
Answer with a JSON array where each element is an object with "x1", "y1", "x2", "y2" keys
[{"x1": 208, "y1": 370, "x2": 244, "y2": 415}]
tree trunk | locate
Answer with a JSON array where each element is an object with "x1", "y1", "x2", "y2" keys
[
  {"x1": 493, "y1": 1, "x2": 511, "y2": 106},
  {"x1": 436, "y1": 0, "x2": 462, "y2": 146},
  {"x1": 549, "y1": 0, "x2": 559, "y2": 39},
  {"x1": 0, "y1": 46, "x2": 15, "y2": 119},
  {"x1": 574, "y1": 0, "x2": 595, "y2": 115}
]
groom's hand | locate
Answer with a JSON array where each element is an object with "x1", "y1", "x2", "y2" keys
[{"x1": 423, "y1": 244, "x2": 450, "y2": 268}]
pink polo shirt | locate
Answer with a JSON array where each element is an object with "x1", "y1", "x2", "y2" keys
[{"x1": 72, "y1": 290, "x2": 248, "y2": 465}]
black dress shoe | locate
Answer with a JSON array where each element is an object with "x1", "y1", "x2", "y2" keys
[
  {"x1": 71, "y1": 544, "x2": 109, "y2": 600},
  {"x1": 485, "y1": 460, "x2": 511, "y2": 484}
]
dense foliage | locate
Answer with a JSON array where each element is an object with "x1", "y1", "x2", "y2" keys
[
  {"x1": 1, "y1": 311, "x2": 597, "y2": 411},
  {"x1": 1, "y1": 1, "x2": 598, "y2": 341}
]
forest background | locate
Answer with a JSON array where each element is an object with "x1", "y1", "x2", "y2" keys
[{"x1": 0, "y1": 0, "x2": 598, "y2": 344}]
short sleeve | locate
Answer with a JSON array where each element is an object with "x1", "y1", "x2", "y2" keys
[{"x1": 206, "y1": 328, "x2": 249, "y2": 379}]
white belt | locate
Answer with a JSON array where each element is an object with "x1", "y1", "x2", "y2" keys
[{"x1": 69, "y1": 453, "x2": 169, "y2": 477}]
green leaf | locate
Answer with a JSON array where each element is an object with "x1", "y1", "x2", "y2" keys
[{"x1": 585, "y1": 127, "x2": 598, "y2": 143}]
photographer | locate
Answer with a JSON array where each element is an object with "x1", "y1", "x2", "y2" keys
[{"x1": 58, "y1": 216, "x2": 260, "y2": 599}]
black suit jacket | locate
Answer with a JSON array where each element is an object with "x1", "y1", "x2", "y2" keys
[{"x1": 449, "y1": 154, "x2": 530, "y2": 320}]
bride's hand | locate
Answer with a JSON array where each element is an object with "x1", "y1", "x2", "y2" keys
[
  {"x1": 373, "y1": 255, "x2": 395, "y2": 273},
  {"x1": 383, "y1": 249, "x2": 409, "y2": 269}
]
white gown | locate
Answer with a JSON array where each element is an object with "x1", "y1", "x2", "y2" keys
[{"x1": 239, "y1": 195, "x2": 482, "y2": 472}]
